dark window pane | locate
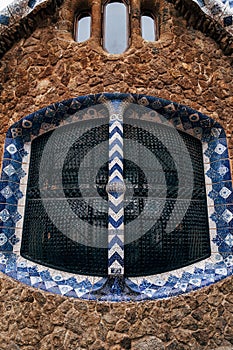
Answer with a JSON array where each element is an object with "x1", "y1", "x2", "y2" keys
[
  {"x1": 123, "y1": 120, "x2": 210, "y2": 277},
  {"x1": 141, "y1": 14, "x2": 156, "y2": 41},
  {"x1": 21, "y1": 103, "x2": 210, "y2": 278},
  {"x1": 104, "y1": 2, "x2": 129, "y2": 54},
  {"x1": 75, "y1": 14, "x2": 91, "y2": 42},
  {"x1": 21, "y1": 119, "x2": 109, "y2": 277}
]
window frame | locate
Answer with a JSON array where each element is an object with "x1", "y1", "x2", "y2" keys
[
  {"x1": 140, "y1": 11, "x2": 157, "y2": 41},
  {"x1": 74, "y1": 11, "x2": 92, "y2": 43},
  {"x1": 102, "y1": 0, "x2": 131, "y2": 54}
]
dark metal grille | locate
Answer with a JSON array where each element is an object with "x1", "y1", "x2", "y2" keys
[
  {"x1": 21, "y1": 118, "x2": 210, "y2": 277},
  {"x1": 21, "y1": 120, "x2": 109, "y2": 276},
  {"x1": 123, "y1": 121, "x2": 210, "y2": 276}
]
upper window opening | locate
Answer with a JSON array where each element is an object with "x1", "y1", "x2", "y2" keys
[
  {"x1": 74, "y1": 12, "x2": 91, "y2": 42},
  {"x1": 103, "y1": 1, "x2": 129, "y2": 54},
  {"x1": 141, "y1": 13, "x2": 156, "y2": 41}
]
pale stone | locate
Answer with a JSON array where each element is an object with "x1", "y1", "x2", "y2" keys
[{"x1": 132, "y1": 336, "x2": 165, "y2": 350}]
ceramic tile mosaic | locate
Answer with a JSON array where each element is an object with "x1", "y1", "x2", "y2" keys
[
  {"x1": 0, "y1": 0, "x2": 232, "y2": 37},
  {"x1": 0, "y1": 93, "x2": 232, "y2": 301},
  {"x1": 107, "y1": 101, "x2": 125, "y2": 275}
]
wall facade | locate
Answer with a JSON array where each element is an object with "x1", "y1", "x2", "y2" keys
[
  {"x1": 0, "y1": 0, "x2": 232, "y2": 348},
  {"x1": 0, "y1": 273, "x2": 232, "y2": 350}
]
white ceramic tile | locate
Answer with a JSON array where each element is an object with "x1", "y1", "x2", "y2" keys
[
  {"x1": 207, "y1": 206, "x2": 217, "y2": 229},
  {"x1": 22, "y1": 143, "x2": 31, "y2": 164},
  {"x1": 20, "y1": 163, "x2": 30, "y2": 185}
]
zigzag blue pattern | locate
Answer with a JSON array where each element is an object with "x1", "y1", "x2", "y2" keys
[
  {"x1": 109, "y1": 164, "x2": 123, "y2": 176},
  {"x1": 109, "y1": 175, "x2": 122, "y2": 183},
  {"x1": 108, "y1": 103, "x2": 125, "y2": 275},
  {"x1": 108, "y1": 252, "x2": 124, "y2": 267},
  {"x1": 109, "y1": 126, "x2": 123, "y2": 139},
  {"x1": 109, "y1": 138, "x2": 123, "y2": 149},
  {"x1": 109, "y1": 235, "x2": 124, "y2": 249},
  {"x1": 109, "y1": 201, "x2": 124, "y2": 213},
  {"x1": 109, "y1": 215, "x2": 124, "y2": 228},
  {"x1": 109, "y1": 192, "x2": 123, "y2": 199},
  {"x1": 109, "y1": 150, "x2": 123, "y2": 161}
]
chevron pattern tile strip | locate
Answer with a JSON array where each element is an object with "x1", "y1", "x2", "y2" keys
[{"x1": 107, "y1": 101, "x2": 125, "y2": 276}]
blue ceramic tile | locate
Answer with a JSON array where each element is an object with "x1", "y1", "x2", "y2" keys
[
  {"x1": 1, "y1": 159, "x2": 26, "y2": 183},
  {"x1": 211, "y1": 205, "x2": 233, "y2": 228},
  {"x1": 0, "y1": 239, "x2": 13, "y2": 251},
  {"x1": 197, "y1": 0, "x2": 205, "y2": 6},
  {"x1": 194, "y1": 267, "x2": 204, "y2": 274},
  {"x1": 0, "y1": 208, "x2": 11, "y2": 223},
  {"x1": 0, "y1": 181, "x2": 20, "y2": 193},
  {"x1": 125, "y1": 278, "x2": 141, "y2": 293},
  {"x1": 65, "y1": 290, "x2": 79, "y2": 298},
  {"x1": 0, "y1": 227, "x2": 15, "y2": 239},
  {"x1": 39, "y1": 270, "x2": 52, "y2": 281},
  {"x1": 4, "y1": 204, "x2": 18, "y2": 216},
  {"x1": 0, "y1": 232, "x2": 9, "y2": 246},
  {"x1": 204, "y1": 138, "x2": 228, "y2": 162},
  {"x1": 28, "y1": 266, "x2": 40, "y2": 276},
  {"x1": 0, "y1": 15, "x2": 10, "y2": 25},
  {"x1": 9, "y1": 234, "x2": 20, "y2": 246},
  {"x1": 223, "y1": 232, "x2": 233, "y2": 248},
  {"x1": 208, "y1": 181, "x2": 233, "y2": 205},
  {"x1": 28, "y1": 0, "x2": 37, "y2": 9},
  {"x1": 3, "y1": 137, "x2": 24, "y2": 152},
  {"x1": 3, "y1": 140, "x2": 27, "y2": 163},
  {"x1": 218, "y1": 241, "x2": 233, "y2": 257},
  {"x1": 0, "y1": 181, "x2": 22, "y2": 206},
  {"x1": 92, "y1": 278, "x2": 107, "y2": 291},
  {"x1": 224, "y1": 15, "x2": 232, "y2": 26},
  {"x1": 18, "y1": 277, "x2": 32, "y2": 285},
  {"x1": 207, "y1": 159, "x2": 231, "y2": 183},
  {"x1": 216, "y1": 227, "x2": 232, "y2": 240},
  {"x1": 17, "y1": 271, "x2": 29, "y2": 279},
  {"x1": 211, "y1": 125, "x2": 226, "y2": 139},
  {"x1": 0, "y1": 206, "x2": 21, "y2": 228}
]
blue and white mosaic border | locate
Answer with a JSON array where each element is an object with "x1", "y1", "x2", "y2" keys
[{"x1": 0, "y1": 93, "x2": 232, "y2": 301}]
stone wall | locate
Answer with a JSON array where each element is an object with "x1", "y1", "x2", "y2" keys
[
  {"x1": 0, "y1": 273, "x2": 232, "y2": 349},
  {"x1": 0, "y1": 0, "x2": 232, "y2": 348}
]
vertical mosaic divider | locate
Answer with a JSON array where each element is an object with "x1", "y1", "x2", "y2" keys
[{"x1": 106, "y1": 101, "x2": 125, "y2": 276}]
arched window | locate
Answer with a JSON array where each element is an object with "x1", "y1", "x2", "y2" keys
[
  {"x1": 103, "y1": 0, "x2": 129, "y2": 54},
  {"x1": 141, "y1": 12, "x2": 157, "y2": 41},
  {"x1": 0, "y1": 94, "x2": 232, "y2": 301},
  {"x1": 74, "y1": 12, "x2": 91, "y2": 42}
]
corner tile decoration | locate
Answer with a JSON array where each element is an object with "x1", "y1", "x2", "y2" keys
[
  {"x1": 0, "y1": 93, "x2": 233, "y2": 301},
  {"x1": 0, "y1": 0, "x2": 45, "y2": 28},
  {"x1": 0, "y1": 0, "x2": 232, "y2": 36},
  {"x1": 194, "y1": 0, "x2": 233, "y2": 33}
]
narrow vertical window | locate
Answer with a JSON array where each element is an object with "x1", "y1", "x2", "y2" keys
[
  {"x1": 141, "y1": 13, "x2": 156, "y2": 41},
  {"x1": 103, "y1": 1, "x2": 129, "y2": 54},
  {"x1": 74, "y1": 13, "x2": 91, "y2": 42}
]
